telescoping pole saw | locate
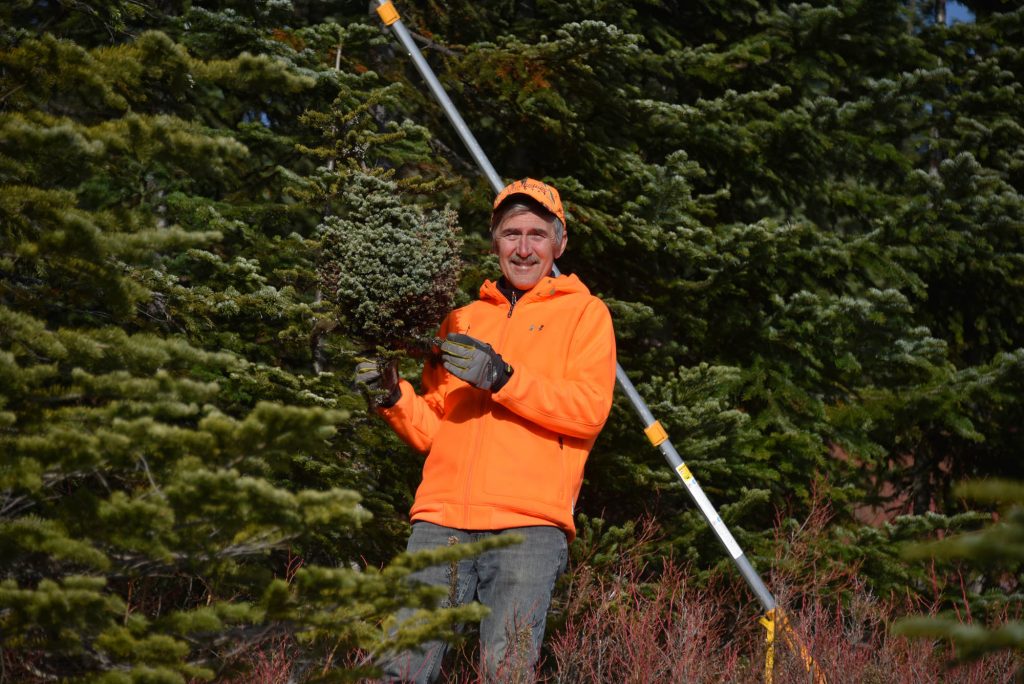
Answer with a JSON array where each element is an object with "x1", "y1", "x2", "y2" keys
[{"x1": 372, "y1": 2, "x2": 822, "y2": 681}]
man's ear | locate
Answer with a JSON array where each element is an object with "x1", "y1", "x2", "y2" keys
[{"x1": 555, "y1": 232, "x2": 568, "y2": 259}]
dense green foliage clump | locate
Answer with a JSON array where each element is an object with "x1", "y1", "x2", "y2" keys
[
  {"x1": 318, "y1": 172, "x2": 462, "y2": 353},
  {"x1": 1, "y1": 0, "x2": 1023, "y2": 679}
]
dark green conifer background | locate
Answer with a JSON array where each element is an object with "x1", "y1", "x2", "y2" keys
[{"x1": 2, "y1": 0, "x2": 1022, "y2": 678}]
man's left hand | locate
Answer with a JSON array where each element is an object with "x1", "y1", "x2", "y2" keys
[{"x1": 440, "y1": 333, "x2": 513, "y2": 392}]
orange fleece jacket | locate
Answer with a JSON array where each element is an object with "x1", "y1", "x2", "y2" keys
[{"x1": 379, "y1": 273, "x2": 616, "y2": 541}]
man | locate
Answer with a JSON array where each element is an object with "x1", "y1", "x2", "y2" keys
[{"x1": 356, "y1": 178, "x2": 616, "y2": 682}]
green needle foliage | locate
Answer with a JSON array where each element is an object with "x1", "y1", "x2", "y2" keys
[
  {"x1": 0, "y1": 5, "x2": 473, "y2": 681},
  {"x1": 894, "y1": 479, "x2": 1024, "y2": 668},
  {"x1": 3, "y1": 0, "x2": 1024, "y2": 678}
]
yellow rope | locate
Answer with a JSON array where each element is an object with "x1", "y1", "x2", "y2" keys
[{"x1": 760, "y1": 608, "x2": 826, "y2": 684}]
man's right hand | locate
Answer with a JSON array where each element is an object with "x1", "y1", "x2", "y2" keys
[{"x1": 354, "y1": 359, "x2": 401, "y2": 408}]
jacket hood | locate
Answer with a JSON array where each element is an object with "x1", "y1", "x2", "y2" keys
[{"x1": 479, "y1": 273, "x2": 591, "y2": 304}]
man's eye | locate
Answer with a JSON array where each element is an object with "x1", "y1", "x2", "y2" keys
[{"x1": 500, "y1": 232, "x2": 549, "y2": 241}]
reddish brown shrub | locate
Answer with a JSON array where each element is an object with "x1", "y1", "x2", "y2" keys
[{"x1": 547, "y1": 559, "x2": 757, "y2": 683}]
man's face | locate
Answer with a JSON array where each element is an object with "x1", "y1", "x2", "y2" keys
[{"x1": 493, "y1": 209, "x2": 567, "y2": 290}]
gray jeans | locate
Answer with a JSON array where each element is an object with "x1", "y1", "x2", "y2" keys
[{"x1": 379, "y1": 522, "x2": 568, "y2": 683}]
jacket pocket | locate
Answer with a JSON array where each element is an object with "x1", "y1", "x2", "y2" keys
[{"x1": 481, "y1": 421, "x2": 565, "y2": 508}]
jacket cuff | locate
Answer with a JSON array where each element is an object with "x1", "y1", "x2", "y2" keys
[
  {"x1": 490, "y1": 362, "x2": 514, "y2": 393},
  {"x1": 376, "y1": 384, "x2": 402, "y2": 408},
  {"x1": 377, "y1": 380, "x2": 409, "y2": 413}
]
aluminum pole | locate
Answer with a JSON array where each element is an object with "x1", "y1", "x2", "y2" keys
[
  {"x1": 374, "y1": 0, "x2": 504, "y2": 194},
  {"x1": 374, "y1": 0, "x2": 776, "y2": 614}
]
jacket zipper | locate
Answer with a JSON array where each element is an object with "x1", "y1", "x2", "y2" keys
[
  {"x1": 465, "y1": 394, "x2": 487, "y2": 524},
  {"x1": 465, "y1": 291, "x2": 521, "y2": 522}
]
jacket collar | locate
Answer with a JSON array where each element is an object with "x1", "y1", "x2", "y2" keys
[
  {"x1": 495, "y1": 277, "x2": 529, "y2": 305},
  {"x1": 479, "y1": 272, "x2": 590, "y2": 305}
]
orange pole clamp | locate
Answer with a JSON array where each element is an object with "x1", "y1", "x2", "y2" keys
[
  {"x1": 644, "y1": 420, "x2": 668, "y2": 446},
  {"x1": 376, "y1": 0, "x2": 400, "y2": 25}
]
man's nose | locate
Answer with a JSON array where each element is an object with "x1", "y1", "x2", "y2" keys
[{"x1": 515, "y1": 236, "x2": 532, "y2": 256}]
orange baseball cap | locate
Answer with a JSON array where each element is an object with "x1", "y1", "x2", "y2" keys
[{"x1": 492, "y1": 178, "x2": 566, "y2": 227}]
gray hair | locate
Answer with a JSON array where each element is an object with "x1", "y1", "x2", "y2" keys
[{"x1": 490, "y1": 199, "x2": 565, "y2": 244}]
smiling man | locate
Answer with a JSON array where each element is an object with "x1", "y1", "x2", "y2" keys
[
  {"x1": 357, "y1": 178, "x2": 617, "y2": 682},
  {"x1": 491, "y1": 179, "x2": 568, "y2": 290}
]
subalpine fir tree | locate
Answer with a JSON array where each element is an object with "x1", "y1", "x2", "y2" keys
[
  {"x1": 379, "y1": 0, "x2": 1024, "y2": 597},
  {"x1": 0, "y1": 4, "x2": 489, "y2": 681},
  {"x1": 378, "y1": 2, "x2": 918, "y2": 552}
]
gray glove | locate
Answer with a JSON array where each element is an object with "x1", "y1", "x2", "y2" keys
[
  {"x1": 440, "y1": 333, "x2": 513, "y2": 392},
  {"x1": 354, "y1": 359, "x2": 401, "y2": 408}
]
